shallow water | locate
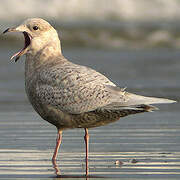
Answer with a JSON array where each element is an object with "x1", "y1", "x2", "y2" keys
[{"x1": 0, "y1": 46, "x2": 180, "y2": 179}]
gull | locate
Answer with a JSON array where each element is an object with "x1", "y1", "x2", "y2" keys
[{"x1": 3, "y1": 18, "x2": 176, "y2": 176}]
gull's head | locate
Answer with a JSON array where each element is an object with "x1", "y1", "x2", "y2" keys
[{"x1": 3, "y1": 18, "x2": 60, "y2": 62}]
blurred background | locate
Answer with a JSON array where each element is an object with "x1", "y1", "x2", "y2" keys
[
  {"x1": 1, "y1": 0, "x2": 180, "y2": 49},
  {"x1": 0, "y1": 0, "x2": 180, "y2": 178}
]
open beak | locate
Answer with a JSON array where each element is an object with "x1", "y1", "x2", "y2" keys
[{"x1": 3, "y1": 27, "x2": 32, "y2": 62}]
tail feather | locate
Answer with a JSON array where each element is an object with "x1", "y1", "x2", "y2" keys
[
  {"x1": 103, "y1": 104, "x2": 158, "y2": 112},
  {"x1": 99, "y1": 104, "x2": 159, "y2": 119},
  {"x1": 133, "y1": 104, "x2": 159, "y2": 112}
]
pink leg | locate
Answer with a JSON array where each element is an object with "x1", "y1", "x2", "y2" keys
[
  {"x1": 52, "y1": 130, "x2": 62, "y2": 161},
  {"x1": 84, "y1": 128, "x2": 89, "y2": 176}
]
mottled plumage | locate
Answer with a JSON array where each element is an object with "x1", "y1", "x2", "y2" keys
[{"x1": 4, "y1": 18, "x2": 176, "y2": 176}]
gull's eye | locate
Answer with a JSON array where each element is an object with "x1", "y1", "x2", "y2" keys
[{"x1": 33, "y1": 26, "x2": 39, "y2": 30}]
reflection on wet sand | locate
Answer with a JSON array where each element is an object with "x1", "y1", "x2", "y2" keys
[
  {"x1": 52, "y1": 158, "x2": 105, "y2": 179},
  {"x1": 1, "y1": 149, "x2": 180, "y2": 178}
]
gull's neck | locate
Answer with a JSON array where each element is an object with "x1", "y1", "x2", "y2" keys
[
  {"x1": 25, "y1": 31, "x2": 64, "y2": 77},
  {"x1": 28, "y1": 29, "x2": 62, "y2": 57}
]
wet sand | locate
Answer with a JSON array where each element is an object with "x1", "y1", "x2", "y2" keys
[{"x1": 0, "y1": 47, "x2": 179, "y2": 179}]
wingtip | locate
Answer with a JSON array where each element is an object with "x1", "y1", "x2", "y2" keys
[{"x1": 165, "y1": 99, "x2": 177, "y2": 104}]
